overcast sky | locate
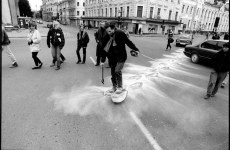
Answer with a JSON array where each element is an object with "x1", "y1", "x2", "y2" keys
[{"x1": 28, "y1": 0, "x2": 42, "y2": 11}]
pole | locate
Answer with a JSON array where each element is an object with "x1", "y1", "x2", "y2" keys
[{"x1": 190, "y1": 0, "x2": 198, "y2": 42}]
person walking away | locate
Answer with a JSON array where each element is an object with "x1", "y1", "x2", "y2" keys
[
  {"x1": 94, "y1": 21, "x2": 110, "y2": 66},
  {"x1": 27, "y1": 23, "x2": 43, "y2": 69},
  {"x1": 121, "y1": 26, "x2": 130, "y2": 39},
  {"x1": 76, "y1": 24, "x2": 89, "y2": 64},
  {"x1": 204, "y1": 42, "x2": 230, "y2": 99},
  {"x1": 101, "y1": 22, "x2": 140, "y2": 94},
  {"x1": 2, "y1": 26, "x2": 18, "y2": 68},
  {"x1": 166, "y1": 31, "x2": 174, "y2": 50},
  {"x1": 47, "y1": 21, "x2": 65, "y2": 70},
  {"x1": 47, "y1": 24, "x2": 66, "y2": 64},
  {"x1": 224, "y1": 33, "x2": 229, "y2": 40}
]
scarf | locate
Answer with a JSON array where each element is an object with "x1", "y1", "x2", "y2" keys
[{"x1": 104, "y1": 33, "x2": 116, "y2": 52}]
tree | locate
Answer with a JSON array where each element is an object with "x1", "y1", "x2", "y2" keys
[{"x1": 18, "y1": 0, "x2": 33, "y2": 17}]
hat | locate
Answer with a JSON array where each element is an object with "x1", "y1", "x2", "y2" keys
[{"x1": 223, "y1": 42, "x2": 229, "y2": 47}]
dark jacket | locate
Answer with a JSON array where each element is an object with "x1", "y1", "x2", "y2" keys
[
  {"x1": 94, "y1": 27, "x2": 110, "y2": 56},
  {"x1": 77, "y1": 31, "x2": 89, "y2": 47},
  {"x1": 101, "y1": 29, "x2": 139, "y2": 63},
  {"x1": 224, "y1": 34, "x2": 229, "y2": 40},
  {"x1": 47, "y1": 27, "x2": 65, "y2": 49},
  {"x1": 212, "y1": 49, "x2": 230, "y2": 73},
  {"x1": 2, "y1": 29, "x2": 11, "y2": 46}
]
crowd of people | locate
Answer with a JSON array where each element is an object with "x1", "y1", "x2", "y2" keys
[{"x1": 1, "y1": 20, "x2": 229, "y2": 97}]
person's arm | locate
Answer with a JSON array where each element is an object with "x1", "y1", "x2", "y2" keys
[
  {"x1": 59, "y1": 30, "x2": 65, "y2": 49},
  {"x1": 32, "y1": 30, "x2": 41, "y2": 44},
  {"x1": 122, "y1": 32, "x2": 139, "y2": 52},
  {"x1": 85, "y1": 32, "x2": 90, "y2": 44}
]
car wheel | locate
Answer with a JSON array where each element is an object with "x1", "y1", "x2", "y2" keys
[{"x1": 191, "y1": 53, "x2": 199, "y2": 63}]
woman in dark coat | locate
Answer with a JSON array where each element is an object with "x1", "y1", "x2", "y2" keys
[{"x1": 76, "y1": 25, "x2": 90, "y2": 64}]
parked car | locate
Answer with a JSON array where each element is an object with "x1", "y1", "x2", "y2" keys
[
  {"x1": 176, "y1": 34, "x2": 193, "y2": 46},
  {"x1": 183, "y1": 40, "x2": 228, "y2": 63}
]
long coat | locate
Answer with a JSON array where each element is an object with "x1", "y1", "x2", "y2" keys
[
  {"x1": 77, "y1": 31, "x2": 89, "y2": 48},
  {"x1": 94, "y1": 27, "x2": 110, "y2": 57},
  {"x1": 27, "y1": 30, "x2": 41, "y2": 52}
]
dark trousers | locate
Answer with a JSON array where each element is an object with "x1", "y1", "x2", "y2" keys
[
  {"x1": 76, "y1": 46, "x2": 86, "y2": 62},
  {"x1": 60, "y1": 53, "x2": 65, "y2": 61},
  {"x1": 207, "y1": 71, "x2": 228, "y2": 96},
  {"x1": 96, "y1": 56, "x2": 101, "y2": 65},
  {"x1": 166, "y1": 40, "x2": 171, "y2": 49},
  {"x1": 111, "y1": 61, "x2": 125, "y2": 88},
  {"x1": 32, "y1": 52, "x2": 41, "y2": 66}
]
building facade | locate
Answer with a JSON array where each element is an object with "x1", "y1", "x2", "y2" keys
[
  {"x1": 2, "y1": 0, "x2": 20, "y2": 25},
  {"x1": 83, "y1": 0, "x2": 182, "y2": 34},
  {"x1": 41, "y1": 0, "x2": 229, "y2": 33}
]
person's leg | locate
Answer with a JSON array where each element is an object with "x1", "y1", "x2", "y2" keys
[
  {"x1": 32, "y1": 52, "x2": 39, "y2": 68},
  {"x1": 211, "y1": 72, "x2": 228, "y2": 96},
  {"x1": 3, "y1": 45, "x2": 18, "y2": 66},
  {"x1": 96, "y1": 56, "x2": 100, "y2": 66},
  {"x1": 205, "y1": 72, "x2": 217, "y2": 99},
  {"x1": 56, "y1": 46, "x2": 61, "y2": 70},
  {"x1": 108, "y1": 61, "x2": 117, "y2": 93},
  {"x1": 115, "y1": 62, "x2": 125, "y2": 94},
  {"x1": 82, "y1": 47, "x2": 86, "y2": 64},
  {"x1": 221, "y1": 72, "x2": 229, "y2": 88},
  {"x1": 166, "y1": 41, "x2": 170, "y2": 49},
  {"x1": 50, "y1": 45, "x2": 56, "y2": 67},
  {"x1": 76, "y1": 46, "x2": 81, "y2": 63},
  {"x1": 60, "y1": 52, "x2": 65, "y2": 62}
]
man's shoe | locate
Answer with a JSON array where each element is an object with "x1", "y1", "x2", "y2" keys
[
  {"x1": 210, "y1": 94, "x2": 215, "y2": 97},
  {"x1": 9, "y1": 62, "x2": 18, "y2": 68},
  {"x1": 204, "y1": 94, "x2": 211, "y2": 99},
  {"x1": 81, "y1": 62, "x2": 85, "y2": 64},
  {"x1": 76, "y1": 60, "x2": 81, "y2": 64},
  {"x1": 50, "y1": 63, "x2": 55, "y2": 67},
  {"x1": 32, "y1": 66, "x2": 39, "y2": 70},
  {"x1": 60, "y1": 61, "x2": 63, "y2": 64},
  {"x1": 115, "y1": 88, "x2": 124, "y2": 94},
  {"x1": 55, "y1": 67, "x2": 60, "y2": 70},
  {"x1": 95, "y1": 64, "x2": 99, "y2": 66},
  {"x1": 38, "y1": 62, "x2": 43, "y2": 68}
]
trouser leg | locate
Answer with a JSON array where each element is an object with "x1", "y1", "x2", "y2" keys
[
  {"x1": 115, "y1": 62, "x2": 125, "y2": 88},
  {"x1": 56, "y1": 46, "x2": 61, "y2": 67},
  {"x1": 51, "y1": 45, "x2": 56, "y2": 64},
  {"x1": 212, "y1": 72, "x2": 228, "y2": 95},
  {"x1": 32, "y1": 52, "x2": 39, "y2": 66},
  {"x1": 3, "y1": 45, "x2": 17, "y2": 64},
  {"x1": 82, "y1": 47, "x2": 86, "y2": 63},
  {"x1": 111, "y1": 63, "x2": 117, "y2": 89},
  {"x1": 206, "y1": 72, "x2": 217, "y2": 95},
  {"x1": 76, "y1": 46, "x2": 81, "y2": 61},
  {"x1": 222, "y1": 72, "x2": 229, "y2": 85}
]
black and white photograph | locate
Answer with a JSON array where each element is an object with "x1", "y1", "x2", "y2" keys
[{"x1": 1, "y1": 0, "x2": 229, "y2": 149}]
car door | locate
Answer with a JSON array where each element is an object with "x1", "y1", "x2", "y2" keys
[{"x1": 198, "y1": 40, "x2": 218, "y2": 60}]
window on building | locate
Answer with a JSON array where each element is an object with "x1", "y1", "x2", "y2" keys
[
  {"x1": 77, "y1": 11, "x2": 79, "y2": 16},
  {"x1": 178, "y1": 0, "x2": 180, "y2": 4},
  {"x1": 115, "y1": 7, "x2": 117, "y2": 17},
  {"x1": 175, "y1": 11, "x2": 178, "y2": 21},
  {"x1": 182, "y1": 5, "x2": 185, "y2": 13},
  {"x1": 157, "y1": 8, "x2": 161, "y2": 16},
  {"x1": 150, "y1": 7, "x2": 153, "y2": 18},
  {"x1": 77, "y1": 2, "x2": 79, "y2": 6},
  {"x1": 127, "y1": 6, "x2": 129, "y2": 17},
  {"x1": 83, "y1": 11, "x2": 85, "y2": 15},
  {"x1": 101, "y1": 9, "x2": 103, "y2": 16},
  {"x1": 188, "y1": 20, "x2": 190, "y2": 27},
  {"x1": 110, "y1": 8, "x2": 112, "y2": 17},
  {"x1": 106, "y1": 8, "x2": 108, "y2": 17},
  {"x1": 186, "y1": 6, "x2": 189, "y2": 13},
  {"x1": 137, "y1": 6, "x2": 143, "y2": 17},
  {"x1": 168, "y1": 10, "x2": 172, "y2": 20},
  {"x1": 83, "y1": 2, "x2": 85, "y2": 6},
  {"x1": 98, "y1": 9, "x2": 100, "y2": 16},
  {"x1": 120, "y1": 7, "x2": 123, "y2": 17},
  {"x1": 171, "y1": 0, "x2": 173, "y2": 2},
  {"x1": 190, "y1": 7, "x2": 193, "y2": 14}
]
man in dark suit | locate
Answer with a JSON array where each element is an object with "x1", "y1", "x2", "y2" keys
[{"x1": 101, "y1": 22, "x2": 140, "y2": 94}]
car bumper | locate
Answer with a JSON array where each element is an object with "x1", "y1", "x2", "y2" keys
[{"x1": 183, "y1": 51, "x2": 191, "y2": 57}]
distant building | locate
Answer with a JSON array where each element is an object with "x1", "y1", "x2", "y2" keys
[
  {"x1": 83, "y1": 0, "x2": 182, "y2": 34},
  {"x1": 2, "y1": 0, "x2": 20, "y2": 25}
]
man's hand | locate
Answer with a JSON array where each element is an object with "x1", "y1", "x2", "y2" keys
[{"x1": 130, "y1": 50, "x2": 139, "y2": 57}]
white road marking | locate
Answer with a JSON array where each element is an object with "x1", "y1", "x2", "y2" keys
[
  {"x1": 129, "y1": 111, "x2": 163, "y2": 150},
  {"x1": 90, "y1": 56, "x2": 96, "y2": 65},
  {"x1": 142, "y1": 54, "x2": 155, "y2": 61}
]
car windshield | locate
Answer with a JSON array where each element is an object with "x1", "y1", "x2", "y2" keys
[{"x1": 179, "y1": 35, "x2": 191, "y2": 39}]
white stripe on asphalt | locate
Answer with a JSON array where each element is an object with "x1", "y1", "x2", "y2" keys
[
  {"x1": 129, "y1": 111, "x2": 163, "y2": 150},
  {"x1": 142, "y1": 54, "x2": 155, "y2": 61},
  {"x1": 90, "y1": 56, "x2": 96, "y2": 65}
]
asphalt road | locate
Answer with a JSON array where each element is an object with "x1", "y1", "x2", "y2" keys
[{"x1": 2, "y1": 24, "x2": 229, "y2": 150}]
